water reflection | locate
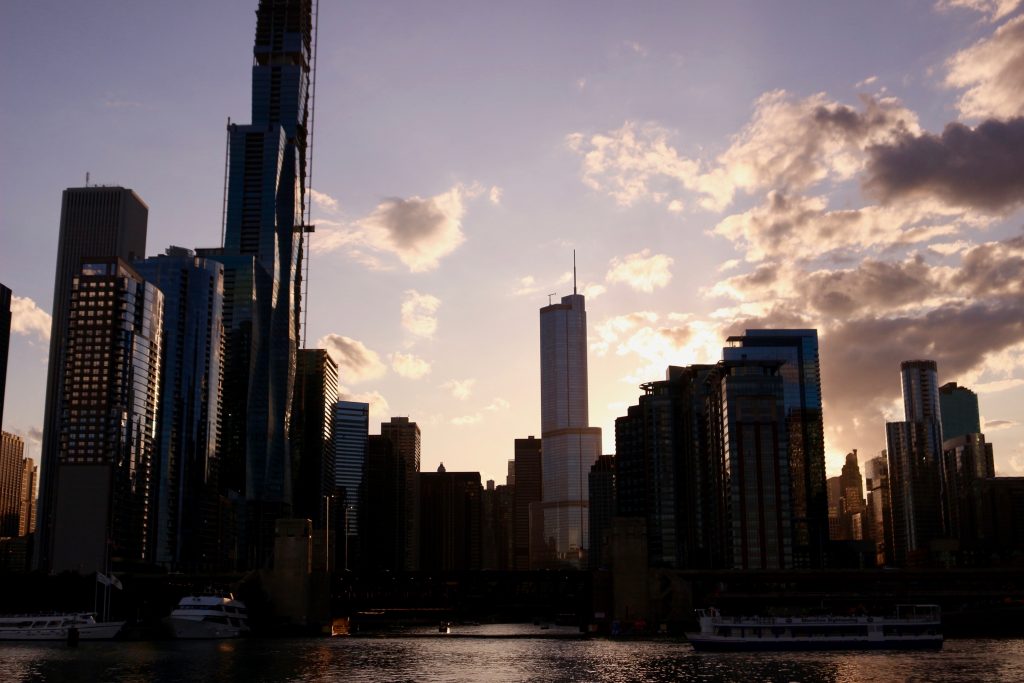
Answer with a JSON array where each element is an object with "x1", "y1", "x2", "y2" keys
[{"x1": 2, "y1": 634, "x2": 1022, "y2": 682}]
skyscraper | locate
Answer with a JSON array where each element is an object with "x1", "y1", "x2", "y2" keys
[
  {"x1": 938, "y1": 382, "x2": 981, "y2": 441},
  {"x1": 220, "y1": 0, "x2": 314, "y2": 568},
  {"x1": 381, "y1": 417, "x2": 421, "y2": 571},
  {"x1": 588, "y1": 454, "x2": 615, "y2": 570},
  {"x1": 0, "y1": 432, "x2": 24, "y2": 537},
  {"x1": 134, "y1": 248, "x2": 225, "y2": 571},
  {"x1": 333, "y1": 400, "x2": 368, "y2": 569},
  {"x1": 0, "y1": 283, "x2": 10, "y2": 430},
  {"x1": 865, "y1": 452, "x2": 894, "y2": 567},
  {"x1": 290, "y1": 349, "x2": 339, "y2": 528},
  {"x1": 419, "y1": 464, "x2": 482, "y2": 571},
  {"x1": 18, "y1": 456, "x2": 36, "y2": 538},
  {"x1": 36, "y1": 187, "x2": 148, "y2": 571},
  {"x1": 51, "y1": 258, "x2": 163, "y2": 573},
  {"x1": 886, "y1": 360, "x2": 945, "y2": 566},
  {"x1": 539, "y1": 289, "x2": 601, "y2": 567},
  {"x1": 513, "y1": 436, "x2": 542, "y2": 570},
  {"x1": 360, "y1": 434, "x2": 404, "y2": 571},
  {"x1": 723, "y1": 329, "x2": 827, "y2": 568}
]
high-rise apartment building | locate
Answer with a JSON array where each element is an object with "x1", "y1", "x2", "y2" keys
[
  {"x1": 51, "y1": 259, "x2": 162, "y2": 573},
  {"x1": 886, "y1": 360, "x2": 946, "y2": 566},
  {"x1": 865, "y1": 453, "x2": 894, "y2": 566},
  {"x1": 217, "y1": 0, "x2": 314, "y2": 568},
  {"x1": 942, "y1": 433, "x2": 995, "y2": 545},
  {"x1": 588, "y1": 454, "x2": 615, "y2": 570},
  {"x1": 539, "y1": 291, "x2": 601, "y2": 567},
  {"x1": 333, "y1": 401, "x2": 368, "y2": 569},
  {"x1": 18, "y1": 457, "x2": 36, "y2": 537},
  {"x1": 290, "y1": 349, "x2": 339, "y2": 528},
  {"x1": 939, "y1": 382, "x2": 981, "y2": 441},
  {"x1": 723, "y1": 330, "x2": 827, "y2": 568},
  {"x1": 0, "y1": 432, "x2": 25, "y2": 537},
  {"x1": 381, "y1": 417, "x2": 421, "y2": 571},
  {"x1": 36, "y1": 187, "x2": 148, "y2": 571},
  {"x1": 0, "y1": 283, "x2": 10, "y2": 430},
  {"x1": 134, "y1": 248, "x2": 225, "y2": 571},
  {"x1": 513, "y1": 436, "x2": 542, "y2": 570}
]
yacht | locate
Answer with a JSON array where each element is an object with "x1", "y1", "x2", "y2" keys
[
  {"x1": 166, "y1": 594, "x2": 250, "y2": 639},
  {"x1": 687, "y1": 605, "x2": 942, "y2": 651},
  {"x1": 0, "y1": 613, "x2": 124, "y2": 641}
]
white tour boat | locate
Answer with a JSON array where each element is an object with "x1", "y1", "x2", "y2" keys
[
  {"x1": 687, "y1": 604, "x2": 942, "y2": 651},
  {"x1": 166, "y1": 594, "x2": 250, "y2": 639},
  {"x1": 0, "y1": 613, "x2": 124, "y2": 641}
]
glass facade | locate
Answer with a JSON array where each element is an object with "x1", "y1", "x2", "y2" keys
[
  {"x1": 939, "y1": 382, "x2": 981, "y2": 441},
  {"x1": 333, "y1": 401, "x2": 369, "y2": 540}
]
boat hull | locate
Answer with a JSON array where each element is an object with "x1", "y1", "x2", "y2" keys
[
  {"x1": 0, "y1": 622, "x2": 125, "y2": 641},
  {"x1": 687, "y1": 635, "x2": 943, "y2": 652},
  {"x1": 166, "y1": 617, "x2": 247, "y2": 639}
]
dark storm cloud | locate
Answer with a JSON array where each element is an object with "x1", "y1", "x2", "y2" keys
[{"x1": 865, "y1": 117, "x2": 1024, "y2": 212}]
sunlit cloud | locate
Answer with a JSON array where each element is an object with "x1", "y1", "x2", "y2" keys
[
  {"x1": 10, "y1": 296, "x2": 51, "y2": 342},
  {"x1": 605, "y1": 249, "x2": 674, "y2": 292},
  {"x1": 390, "y1": 352, "x2": 431, "y2": 379},
  {"x1": 945, "y1": 14, "x2": 1024, "y2": 118},
  {"x1": 450, "y1": 397, "x2": 510, "y2": 426},
  {"x1": 317, "y1": 333, "x2": 387, "y2": 384},
  {"x1": 401, "y1": 290, "x2": 441, "y2": 338},
  {"x1": 488, "y1": 186, "x2": 503, "y2": 205},
  {"x1": 309, "y1": 188, "x2": 339, "y2": 213},
  {"x1": 935, "y1": 0, "x2": 1023, "y2": 21},
  {"x1": 441, "y1": 378, "x2": 476, "y2": 400},
  {"x1": 339, "y1": 386, "x2": 390, "y2": 422}
]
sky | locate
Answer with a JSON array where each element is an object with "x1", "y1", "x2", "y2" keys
[{"x1": 2, "y1": 0, "x2": 1023, "y2": 484}]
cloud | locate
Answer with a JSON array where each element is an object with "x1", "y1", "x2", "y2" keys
[
  {"x1": 10, "y1": 296, "x2": 51, "y2": 341},
  {"x1": 623, "y1": 41, "x2": 649, "y2": 57},
  {"x1": 339, "y1": 387, "x2": 390, "y2": 422},
  {"x1": 450, "y1": 397, "x2": 509, "y2": 426},
  {"x1": 401, "y1": 290, "x2": 441, "y2": 338},
  {"x1": 488, "y1": 186, "x2": 503, "y2": 205},
  {"x1": 390, "y1": 352, "x2": 431, "y2": 379},
  {"x1": 441, "y1": 378, "x2": 476, "y2": 400},
  {"x1": 309, "y1": 188, "x2": 339, "y2": 213},
  {"x1": 317, "y1": 334, "x2": 387, "y2": 384},
  {"x1": 605, "y1": 249, "x2": 674, "y2": 292},
  {"x1": 451, "y1": 413, "x2": 482, "y2": 426},
  {"x1": 313, "y1": 184, "x2": 469, "y2": 272},
  {"x1": 984, "y1": 418, "x2": 1019, "y2": 430},
  {"x1": 945, "y1": 14, "x2": 1024, "y2": 118},
  {"x1": 935, "y1": 0, "x2": 1023, "y2": 22},
  {"x1": 864, "y1": 117, "x2": 1024, "y2": 212},
  {"x1": 974, "y1": 377, "x2": 1024, "y2": 392},
  {"x1": 856, "y1": 75, "x2": 879, "y2": 88}
]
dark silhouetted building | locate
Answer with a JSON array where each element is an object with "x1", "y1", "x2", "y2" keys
[
  {"x1": 482, "y1": 479, "x2": 513, "y2": 570},
  {"x1": 588, "y1": 454, "x2": 615, "y2": 569},
  {"x1": 51, "y1": 259, "x2": 162, "y2": 574},
  {"x1": 18, "y1": 456, "x2": 36, "y2": 538},
  {"x1": 723, "y1": 329, "x2": 827, "y2": 569},
  {"x1": 0, "y1": 283, "x2": 10, "y2": 429},
  {"x1": 333, "y1": 401, "x2": 368, "y2": 570},
  {"x1": 942, "y1": 433, "x2": 995, "y2": 554},
  {"x1": 971, "y1": 477, "x2": 1024, "y2": 565},
  {"x1": 360, "y1": 434, "x2": 404, "y2": 571},
  {"x1": 939, "y1": 382, "x2": 981, "y2": 442},
  {"x1": 513, "y1": 436, "x2": 542, "y2": 569},
  {"x1": 0, "y1": 432, "x2": 24, "y2": 537},
  {"x1": 420, "y1": 464, "x2": 482, "y2": 571},
  {"x1": 135, "y1": 247, "x2": 225, "y2": 571},
  {"x1": 539, "y1": 291, "x2": 601, "y2": 566},
  {"x1": 886, "y1": 360, "x2": 945, "y2": 566},
  {"x1": 381, "y1": 417, "x2": 420, "y2": 571},
  {"x1": 290, "y1": 349, "x2": 338, "y2": 528},
  {"x1": 865, "y1": 452, "x2": 894, "y2": 566},
  {"x1": 36, "y1": 187, "x2": 148, "y2": 571}
]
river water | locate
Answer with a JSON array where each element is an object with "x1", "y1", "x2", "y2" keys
[{"x1": 3, "y1": 625, "x2": 1023, "y2": 682}]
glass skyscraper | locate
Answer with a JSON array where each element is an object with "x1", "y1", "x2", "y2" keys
[
  {"x1": 723, "y1": 329, "x2": 827, "y2": 568},
  {"x1": 539, "y1": 292, "x2": 601, "y2": 567},
  {"x1": 333, "y1": 400, "x2": 368, "y2": 568},
  {"x1": 134, "y1": 248, "x2": 225, "y2": 571}
]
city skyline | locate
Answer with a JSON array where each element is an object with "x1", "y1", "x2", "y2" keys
[{"x1": 3, "y1": 1, "x2": 1024, "y2": 484}]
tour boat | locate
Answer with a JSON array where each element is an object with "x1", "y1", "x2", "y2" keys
[
  {"x1": 686, "y1": 605, "x2": 943, "y2": 651},
  {"x1": 166, "y1": 594, "x2": 250, "y2": 639},
  {"x1": 0, "y1": 613, "x2": 124, "y2": 641}
]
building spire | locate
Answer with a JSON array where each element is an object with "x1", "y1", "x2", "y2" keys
[{"x1": 573, "y1": 249, "x2": 577, "y2": 295}]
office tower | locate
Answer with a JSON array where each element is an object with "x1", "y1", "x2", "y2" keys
[
  {"x1": 419, "y1": 464, "x2": 483, "y2": 571},
  {"x1": 381, "y1": 417, "x2": 421, "y2": 571},
  {"x1": 708, "y1": 359, "x2": 791, "y2": 570},
  {"x1": 481, "y1": 479, "x2": 513, "y2": 570},
  {"x1": 827, "y1": 476, "x2": 844, "y2": 540},
  {"x1": 0, "y1": 283, "x2": 10, "y2": 429},
  {"x1": 290, "y1": 349, "x2": 339, "y2": 528},
  {"x1": 942, "y1": 433, "x2": 995, "y2": 548},
  {"x1": 333, "y1": 401, "x2": 368, "y2": 570},
  {"x1": 513, "y1": 436, "x2": 542, "y2": 570},
  {"x1": 588, "y1": 455, "x2": 615, "y2": 570},
  {"x1": 723, "y1": 329, "x2": 827, "y2": 568},
  {"x1": 865, "y1": 453, "x2": 894, "y2": 567},
  {"x1": 134, "y1": 248, "x2": 225, "y2": 571},
  {"x1": 36, "y1": 187, "x2": 148, "y2": 571},
  {"x1": 18, "y1": 457, "x2": 37, "y2": 537},
  {"x1": 0, "y1": 432, "x2": 24, "y2": 536},
  {"x1": 939, "y1": 382, "x2": 981, "y2": 441},
  {"x1": 360, "y1": 434, "x2": 404, "y2": 571},
  {"x1": 217, "y1": 0, "x2": 315, "y2": 568},
  {"x1": 539, "y1": 289, "x2": 601, "y2": 567},
  {"x1": 829, "y1": 450, "x2": 866, "y2": 541},
  {"x1": 886, "y1": 360, "x2": 945, "y2": 566},
  {"x1": 971, "y1": 477, "x2": 1024, "y2": 565},
  {"x1": 51, "y1": 258, "x2": 162, "y2": 573}
]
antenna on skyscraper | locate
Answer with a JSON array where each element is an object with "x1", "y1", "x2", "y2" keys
[
  {"x1": 85, "y1": 172, "x2": 90, "y2": 187},
  {"x1": 573, "y1": 249, "x2": 577, "y2": 295}
]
